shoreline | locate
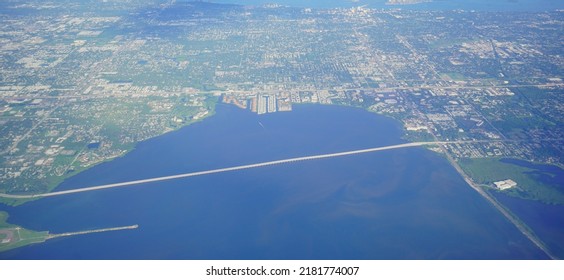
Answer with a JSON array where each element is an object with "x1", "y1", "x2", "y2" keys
[
  {"x1": 0, "y1": 141, "x2": 449, "y2": 199},
  {"x1": 0, "y1": 96, "x2": 218, "y2": 206},
  {"x1": 439, "y1": 144, "x2": 557, "y2": 260},
  {"x1": 0, "y1": 104, "x2": 560, "y2": 258}
]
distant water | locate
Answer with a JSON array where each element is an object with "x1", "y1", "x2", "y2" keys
[
  {"x1": 214, "y1": 0, "x2": 563, "y2": 11},
  {"x1": 0, "y1": 104, "x2": 548, "y2": 259}
]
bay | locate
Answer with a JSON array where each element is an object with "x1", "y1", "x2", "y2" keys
[
  {"x1": 492, "y1": 158, "x2": 564, "y2": 258},
  {"x1": 0, "y1": 104, "x2": 548, "y2": 259}
]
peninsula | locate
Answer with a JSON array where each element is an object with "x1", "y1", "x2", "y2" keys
[{"x1": 0, "y1": 211, "x2": 138, "y2": 253}]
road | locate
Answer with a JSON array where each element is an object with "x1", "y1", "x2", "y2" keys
[
  {"x1": 442, "y1": 146, "x2": 557, "y2": 259},
  {"x1": 0, "y1": 141, "x2": 451, "y2": 199},
  {"x1": 1, "y1": 82, "x2": 562, "y2": 102},
  {"x1": 1, "y1": 139, "x2": 558, "y2": 259},
  {"x1": 429, "y1": 134, "x2": 558, "y2": 259}
]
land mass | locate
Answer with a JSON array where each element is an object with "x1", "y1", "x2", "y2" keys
[
  {"x1": 0, "y1": 211, "x2": 138, "y2": 253},
  {"x1": 1, "y1": 1, "x2": 561, "y2": 205},
  {"x1": 0, "y1": 0, "x2": 562, "y2": 257},
  {"x1": 0, "y1": 141, "x2": 461, "y2": 199},
  {"x1": 0, "y1": 211, "x2": 48, "y2": 253}
]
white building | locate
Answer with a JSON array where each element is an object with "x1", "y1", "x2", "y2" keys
[{"x1": 493, "y1": 179, "x2": 517, "y2": 190}]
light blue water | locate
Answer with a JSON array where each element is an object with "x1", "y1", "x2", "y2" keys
[{"x1": 0, "y1": 104, "x2": 548, "y2": 259}]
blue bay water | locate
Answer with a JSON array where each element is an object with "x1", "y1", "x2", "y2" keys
[
  {"x1": 493, "y1": 193, "x2": 564, "y2": 259},
  {"x1": 491, "y1": 159, "x2": 564, "y2": 258},
  {"x1": 214, "y1": 0, "x2": 563, "y2": 11},
  {"x1": 0, "y1": 104, "x2": 549, "y2": 259}
]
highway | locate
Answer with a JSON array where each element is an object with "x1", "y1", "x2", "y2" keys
[
  {"x1": 0, "y1": 141, "x2": 450, "y2": 199},
  {"x1": 444, "y1": 147, "x2": 557, "y2": 259},
  {"x1": 2, "y1": 139, "x2": 558, "y2": 258},
  {"x1": 2, "y1": 82, "x2": 561, "y2": 102}
]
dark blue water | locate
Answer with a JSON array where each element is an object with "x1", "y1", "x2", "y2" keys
[
  {"x1": 214, "y1": 0, "x2": 563, "y2": 11},
  {"x1": 0, "y1": 104, "x2": 548, "y2": 259},
  {"x1": 500, "y1": 158, "x2": 564, "y2": 192},
  {"x1": 492, "y1": 159, "x2": 564, "y2": 258},
  {"x1": 493, "y1": 193, "x2": 564, "y2": 259}
]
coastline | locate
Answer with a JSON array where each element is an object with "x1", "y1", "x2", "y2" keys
[
  {"x1": 0, "y1": 95, "x2": 218, "y2": 206},
  {"x1": 439, "y1": 145, "x2": 557, "y2": 259},
  {"x1": 0, "y1": 102, "x2": 561, "y2": 258}
]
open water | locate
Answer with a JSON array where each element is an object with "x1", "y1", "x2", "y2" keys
[{"x1": 0, "y1": 104, "x2": 549, "y2": 259}]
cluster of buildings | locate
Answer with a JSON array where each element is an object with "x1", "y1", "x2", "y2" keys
[{"x1": 0, "y1": 1, "x2": 562, "y2": 196}]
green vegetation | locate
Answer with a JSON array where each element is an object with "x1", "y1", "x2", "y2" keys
[
  {"x1": 459, "y1": 158, "x2": 564, "y2": 205},
  {"x1": 1, "y1": 95, "x2": 218, "y2": 206},
  {"x1": 0, "y1": 211, "x2": 48, "y2": 252},
  {"x1": 402, "y1": 130, "x2": 436, "y2": 143},
  {"x1": 440, "y1": 72, "x2": 465, "y2": 81}
]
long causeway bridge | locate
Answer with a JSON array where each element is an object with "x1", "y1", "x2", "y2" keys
[
  {"x1": 0, "y1": 141, "x2": 451, "y2": 199},
  {"x1": 2, "y1": 139, "x2": 558, "y2": 259}
]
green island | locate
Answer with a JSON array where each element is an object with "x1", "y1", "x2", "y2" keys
[
  {"x1": 459, "y1": 158, "x2": 564, "y2": 205},
  {"x1": 0, "y1": 211, "x2": 48, "y2": 253}
]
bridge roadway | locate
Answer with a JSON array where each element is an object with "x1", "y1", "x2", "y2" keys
[
  {"x1": 47, "y1": 225, "x2": 139, "y2": 240},
  {"x1": 0, "y1": 141, "x2": 453, "y2": 199}
]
